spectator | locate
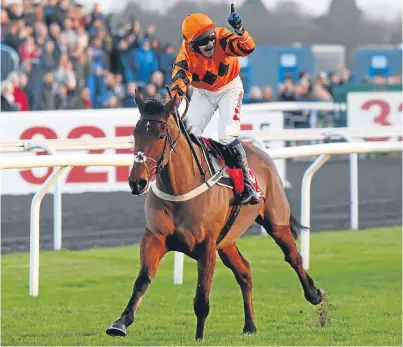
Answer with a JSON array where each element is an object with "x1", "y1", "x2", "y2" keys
[
  {"x1": 143, "y1": 83, "x2": 158, "y2": 99},
  {"x1": 312, "y1": 76, "x2": 333, "y2": 102},
  {"x1": 159, "y1": 44, "x2": 176, "y2": 84},
  {"x1": 44, "y1": 0, "x2": 59, "y2": 27},
  {"x1": 9, "y1": 72, "x2": 29, "y2": 111},
  {"x1": 118, "y1": 37, "x2": 137, "y2": 82},
  {"x1": 53, "y1": 0, "x2": 69, "y2": 29},
  {"x1": 91, "y1": 36, "x2": 109, "y2": 69},
  {"x1": 1, "y1": 81, "x2": 19, "y2": 112},
  {"x1": 150, "y1": 70, "x2": 166, "y2": 96},
  {"x1": 19, "y1": 73, "x2": 29, "y2": 96},
  {"x1": 41, "y1": 40, "x2": 57, "y2": 72},
  {"x1": 19, "y1": 36, "x2": 39, "y2": 63},
  {"x1": 114, "y1": 74, "x2": 125, "y2": 100},
  {"x1": 262, "y1": 86, "x2": 275, "y2": 102},
  {"x1": 1, "y1": 9, "x2": 10, "y2": 42},
  {"x1": 38, "y1": 72, "x2": 56, "y2": 110},
  {"x1": 144, "y1": 24, "x2": 156, "y2": 40},
  {"x1": 55, "y1": 84, "x2": 69, "y2": 109},
  {"x1": 151, "y1": 38, "x2": 162, "y2": 65},
  {"x1": 78, "y1": 87, "x2": 92, "y2": 109},
  {"x1": 327, "y1": 71, "x2": 341, "y2": 95},
  {"x1": 310, "y1": 77, "x2": 333, "y2": 128},
  {"x1": 105, "y1": 95, "x2": 119, "y2": 108},
  {"x1": 299, "y1": 71, "x2": 310, "y2": 85},
  {"x1": 105, "y1": 72, "x2": 117, "y2": 100},
  {"x1": 341, "y1": 68, "x2": 352, "y2": 84},
  {"x1": 66, "y1": 78, "x2": 80, "y2": 108},
  {"x1": 91, "y1": 3, "x2": 104, "y2": 24},
  {"x1": 54, "y1": 54, "x2": 76, "y2": 87},
  {"x1": 34, "y1": 22, "x2": 48, "y2": 50},
  {"x1": 135, "y1": 40, "x2": 158, "y2": 83},
  {"x1": 122, "y1": 82, "x2": 137, "y2": 108},
  {"x1": 87, "y1": 66, "x2": 108, "y2": 108},
  {"x1": 294, "y1": 82, "x2": 311, "y2": 101},
  {"x1": 247, "y1": 86, "x2": 263, "y2": 103},
  {"x1": 5, "y1": 21, "x2": 24, "y2": 52},
  {"x1": 278, "y1": 78, "x2": 296, "y2": 101}
]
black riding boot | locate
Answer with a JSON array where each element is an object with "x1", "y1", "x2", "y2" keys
[{"x1": 228, "y1": 140, "x2": 260, "y2": 205}]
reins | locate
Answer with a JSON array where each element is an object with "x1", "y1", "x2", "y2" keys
[{"x1": 165, "y1": 86, "x2": 206, "y2": 182}]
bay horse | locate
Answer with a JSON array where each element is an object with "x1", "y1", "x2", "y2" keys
[{"x1": 106, "y1": 91, "x2": 325, "y2": 340}]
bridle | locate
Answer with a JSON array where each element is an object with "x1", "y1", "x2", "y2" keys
[
  {"x1": 133, "y1": 117, "x2": 181, "y2": 185},
  {"x1": 131, "y1": 98, "x2": 190, "y2": 190}
]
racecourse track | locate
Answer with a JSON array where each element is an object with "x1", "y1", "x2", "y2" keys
[{"x1": 2, "y1": 156, "x2": 402, "y2": 254}]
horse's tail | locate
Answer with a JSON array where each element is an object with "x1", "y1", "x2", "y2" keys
[{"x1": 289, "y1": 213, "x2": 308, "y2": 240}]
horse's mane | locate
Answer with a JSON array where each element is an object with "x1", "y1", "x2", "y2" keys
[{"x1": 142, "y1": 98, "x2": 165, "y2": 117}]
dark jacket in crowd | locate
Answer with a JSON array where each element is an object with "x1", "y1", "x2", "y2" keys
[
  {"x1": 1, "y1": 95, "x2": 19, "y2": 111},
  {"x1": 38, "y1": 85, "x2": 56, "y2": 110},
  {"x1": 122, "y1": 94, "x2": 137, "y2": 108}
]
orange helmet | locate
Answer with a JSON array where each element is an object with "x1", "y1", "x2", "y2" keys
[{"x1": 182, "y1": 13, "x2": 215, "y2": 42}]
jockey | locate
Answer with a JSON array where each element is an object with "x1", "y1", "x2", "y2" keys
[{"x1": 169, "y1": 4, "x2": 260, "y2": 205}]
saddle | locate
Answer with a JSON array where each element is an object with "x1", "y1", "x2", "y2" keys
[{"x1": 190, "y1": 134, "x2": 264, "y2": 199}]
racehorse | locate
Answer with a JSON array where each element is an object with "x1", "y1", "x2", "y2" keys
[{"x1": 106, "y1": 91, "x2": 325, "y2": 340}]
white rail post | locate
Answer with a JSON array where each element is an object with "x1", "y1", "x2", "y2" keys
[
  {"x1": 323, "y1": 132, "x2": 358, "y2": 230},
  {"x1": 30, "y1": 166, "x2": 67, "y2": 296},
  {"x1": 173, "y1": 252, "x2": 184, "y2": 284},
  {"x1": 25, "y1": 142, "x2": 63, "y2": 250},
  {"x1": 300, "y1": 154, "x2": 331, "y2": 270}
]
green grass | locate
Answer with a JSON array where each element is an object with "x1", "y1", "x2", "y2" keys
[{"x1": 2, "y1": 227, "x2": 402, "y2": 346}]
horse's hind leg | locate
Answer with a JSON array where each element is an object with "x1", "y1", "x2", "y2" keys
[
  {"x1": 106, "y1": 229, "x2": 167, "y2": 337},
  {"x1": 218, "y1": 244, "x2": 256, "y2": 334},
  {"x1": 257, "y1": 215, "x2": 324, "y2": 305},
  {"x1": 194, "y1": 241, "x2": 217, "y2": 341}
]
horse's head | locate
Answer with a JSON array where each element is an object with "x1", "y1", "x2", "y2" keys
[{"x1": 128, "y1": 90, "x2": 178, "y2": 195}]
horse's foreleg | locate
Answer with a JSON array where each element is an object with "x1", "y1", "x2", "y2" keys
[
  {"x1": 218, "y1": 244, "x2": 256, "y2": 334},
  {"x1": 269, "y1": 223, "x2": 324, "y2": 305},
  {"x1": 106, "y1": 229, "x2": 167, "y2": 337},
  {"x1": 194, "y1": 242, "x2": 217, "y2": 341}
]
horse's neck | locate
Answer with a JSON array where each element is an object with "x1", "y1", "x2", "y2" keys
[{"x1": 157, "y1": 133, "x2": 204, "y2": 195}]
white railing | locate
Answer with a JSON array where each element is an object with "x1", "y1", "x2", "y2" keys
[
  {"x1": 1, "y1": 141, "x2": 401, "y2": 296},
  {"x1": 1, "y1": 126, "x2": 400, "y2": 152}
]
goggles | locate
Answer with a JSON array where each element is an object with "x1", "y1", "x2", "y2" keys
[{"x1": 192, "y1": 34, "x2": 216, "y2": 47}]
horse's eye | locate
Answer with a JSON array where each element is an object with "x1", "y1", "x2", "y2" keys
[{"x1": 159, "y1": 134, "x2": 166, "y2": 140}]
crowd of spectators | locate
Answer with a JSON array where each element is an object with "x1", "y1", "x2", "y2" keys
[
  {"x1": 244, "y1": 69, "x2": 402, "y2": 127},
  {"x1": 245, "y1": 68, "x2": 402, "y2": 104},
  {"x1": 1, "y1": 0, "x2": 178, "y2": 112},
  {"x1": 1, "y1": 0, "x2": 402, "y2": 114}
]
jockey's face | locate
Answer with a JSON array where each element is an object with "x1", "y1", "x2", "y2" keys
[
  {"x1": 199, "y1": 38, "x2": 215, "y2": 58},
  {"x1": 193, "y1": 28, "x2": 216, "y2": 58}
]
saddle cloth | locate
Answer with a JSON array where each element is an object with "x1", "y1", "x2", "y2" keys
[{"x1": 196, "y1": 136, "x2": 265, "y2": 199}]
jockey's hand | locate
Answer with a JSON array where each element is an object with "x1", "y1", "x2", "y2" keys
[{"x1": 228, "y1": 4, "x2": 243, "y2": 31}]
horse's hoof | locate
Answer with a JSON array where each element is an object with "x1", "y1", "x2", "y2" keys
[
  {"x1": 318, "y1": 288, "x2": 326, "y2": 303},
  {"x1": 243, "y1": 323, "x2": 257, "y2": 334},
  {"x1": 106, "y1": 322, "x2": 127, "y2": 337},
  {"x1": 314, "y1": 288, "x2": 326, "y2": 305}
]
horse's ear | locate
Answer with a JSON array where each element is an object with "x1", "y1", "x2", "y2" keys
[
  {"x1": 164, "y1": 95, "x2": 177, "y2": 116},
  {"x1": 134, "y1": 89, "x2": 145, "y2": 114}
]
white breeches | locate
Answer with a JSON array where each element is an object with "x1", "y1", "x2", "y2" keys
[{"x1": 185, "y1": 75, "x2": 244, "y2": 145}]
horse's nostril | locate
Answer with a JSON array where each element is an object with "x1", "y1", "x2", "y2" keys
[
  {"x1": 129, "y1": 178, "x2": 148, "y2": 195},
  {"x1": 137, "y1": 179, "x2": 147, "y2": 191}
]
